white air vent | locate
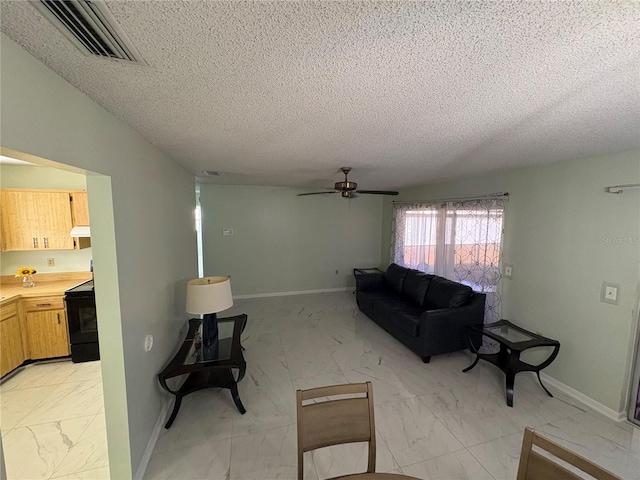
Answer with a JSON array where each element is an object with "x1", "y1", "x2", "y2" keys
[
  {"x1": 202, "y1": 170, "x2": 220, "y2": 176},
  {"x1": 32, "y1": 0, "x2": 146, "y2": 65}
]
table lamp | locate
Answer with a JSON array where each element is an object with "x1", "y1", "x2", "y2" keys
[{"x1": 186, "y1": 276, "x2": 233, "y2": 348}]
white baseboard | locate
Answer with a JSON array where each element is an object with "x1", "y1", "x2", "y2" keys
[
  {"x1": 134, "y1": 399, "x2": 171, "y2": 480},
  {"x1": 539, "y1": 372, "x2": 627, "y2": 422},
  {"x1": 233, "y1": 287, "x2": 352, "y2": 299}
]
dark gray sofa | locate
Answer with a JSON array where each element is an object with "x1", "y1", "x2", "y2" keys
[{"x1": 355, "y1": 263, "x2": 485, "y2": 363}]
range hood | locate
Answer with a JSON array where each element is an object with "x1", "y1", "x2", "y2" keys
[{"x1": 70, "y1": 226, "x2": 91, "y2": 237}]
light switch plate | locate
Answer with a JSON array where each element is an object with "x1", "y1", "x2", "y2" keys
[
  {"x1": 503, "y1": 263, "x2": 513, "y2": 279},
  {"x1": 222, "y1": 228, "x2": 233, "y2": 236},
  {"x1": 601, "y1": 282, "x2": 620, "y2": 305}
]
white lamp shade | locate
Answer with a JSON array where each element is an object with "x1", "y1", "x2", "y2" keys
[{"x1": 186, "y1": 276, "x2": 233, "y2": 314}]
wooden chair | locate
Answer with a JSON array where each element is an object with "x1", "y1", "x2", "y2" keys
[
  {"x1": 296, "y1": 382, "x2": 376, "y2": 480},
  {"x1": 517, "y1": 427, "x2": 622, "y2": 480}
]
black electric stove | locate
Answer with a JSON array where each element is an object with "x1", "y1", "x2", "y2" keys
[{"x1": 64, "y1": 280, "x2": 100, "y2": 362}]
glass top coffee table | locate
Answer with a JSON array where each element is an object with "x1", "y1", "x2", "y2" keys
[
  {"x1": 158, "y1": 314, "x2": 247, "y2": 428},
  {"x1": 463, "y1": 319, "x2": 560, "y2": 407}
]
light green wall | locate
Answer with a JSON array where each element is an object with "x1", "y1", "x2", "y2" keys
[
  {"x1": 0, "y1": 165, "x2": 92, "y2": 275},
  {"x1": 382, "y1": 150, "x2": 640, "y2": 412},
  {"x1": 200, "y1": 184, "x2": 383, "y2": 295},
  {"x1": 1, "y1": 34, "x2": 198, "y2": 478},
  {"x1": 1, "y1": 249, "x2": 93, "y2": 276},
  {"x1": 0, "y1": 164, "x2": 86, "y2": 189}
]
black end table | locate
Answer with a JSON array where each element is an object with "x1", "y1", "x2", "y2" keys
[
  {"x1": 463, "y1": 319, "x2": 560, "y2": 407},
  {"x1": 158, "y1": 314, "x2": 247, "y2": 428}
]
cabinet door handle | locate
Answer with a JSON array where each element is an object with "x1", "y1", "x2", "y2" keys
[
  {"x1": 33, "y1": 237, "x2": 37, "y2": 248},
  {"x1": 36, "y1": 303, "x2": 52, "y2": 307},
  {"x1": 57, "y1": 313, "x2": 61, "y2": 324},
  {"x1": 44, "y1": 237, "x2": 49, "y2": 248}
]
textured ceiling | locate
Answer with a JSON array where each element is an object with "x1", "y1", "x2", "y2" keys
[{"x1": 1, "y1": 1, "x2": 639, "y2": 190}]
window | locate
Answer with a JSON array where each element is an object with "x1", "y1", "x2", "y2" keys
[
  {"x1": 391, "y1": 198, "x2": 506, "y2": 322},
  {"x1": 451, "y1": 206, "x2": 504, "y2": 292},
  {"x1": 402, "y1": 208, "x2": 438, "y2": 273}
]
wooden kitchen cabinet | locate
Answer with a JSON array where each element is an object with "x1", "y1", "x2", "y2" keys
[
  {"x1": 23, "y1": 296, "x2": 70, "y2": 359},
  {"x1": 0, "y1": 190, "x2": 39, "y2": 251},
  {"x1": 1, "y1": 300, "x2": 25, "y2": 377},
  {"x1": 0, "y1": 189, "x2": 74, "y2": 251},
  {"x1": 70, "y1": 191, "x2": 90, "y2": 226},
  {"x1": 70, "y1": 190, "x2": 91, "y2": 250}
]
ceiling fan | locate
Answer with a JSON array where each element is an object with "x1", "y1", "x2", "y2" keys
[{"x1": 297, "y1": 167, "x2": 399, "y2": 198}]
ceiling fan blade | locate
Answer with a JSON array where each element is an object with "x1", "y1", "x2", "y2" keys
[
  {"x1": 297, "y1": 191, "x2": 338, "y2": 196},
  {"x1": 355, "y1": 190, "x2": 399, "y2": 196}
]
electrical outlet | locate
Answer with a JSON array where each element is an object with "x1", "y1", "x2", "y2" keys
[
  {"x1": 601, "y1": 282, "x2": 620, "y2": 305},
  {"x1": 504, "y1": 263, "x2": 513, "y2": 279},
  {"x1": 604, "y1": 286, "x2": 617, "y2": 300},
  {"x1": 46, "y1": 258, "x2": 55, "y2": 267}
]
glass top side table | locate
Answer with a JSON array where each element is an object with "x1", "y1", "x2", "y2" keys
[
  {"x1": 485, "y1": 323, "x2": 539, "y2": 344},
  {"x1": 158, "y1": 314, "x2": 247, "y2": 428},
  {"x1": 463, "y1": 319, "x2": 560, "y2": 407}
]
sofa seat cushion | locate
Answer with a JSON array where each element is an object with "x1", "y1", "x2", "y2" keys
[
  {"x1": 357, "y1": 289, "x2": 392, "y2": 310},
  {"x1": 402, "y1": 270, "x2": 434, "y2": 306},
  {"x1": 426, "y1": 276, "x2": 473, "y2": 309},
  {"x1": 384, "y1": 263, "x2": 408, "y2": 295},
  {"x1": 371, "y1": 295, "x2": 423, "y2": 337},
  {"x1": 371, "y1": 293, "x2": 404, "y2": 316},
  {"x1": 390, "y1": 310, "x2": 421, "y2": 337}
]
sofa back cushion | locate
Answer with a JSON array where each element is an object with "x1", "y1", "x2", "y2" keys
[
  {"x1": 384, "y1": 263, "x2": 408, "y2": 295},
  {"x1": 426, "y1": 276, "x2": 473, "y2": 309},
  {"x1": 402, "y1": 270, "x2": 434, "y2": 306}
]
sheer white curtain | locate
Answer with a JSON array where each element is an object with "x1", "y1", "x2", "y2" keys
[
  {"x1": 390, "y1": 203, "x2": 439, "y2": 274},
  {"x1": 391, "y1": 197, "x2": 506, "y2": 323}
]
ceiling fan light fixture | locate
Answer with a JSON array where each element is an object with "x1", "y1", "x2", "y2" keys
[
  {"x1": 334, "y1": 180, "x2": 357, "y2": 191},
  {"x1": 297, "y1": 167, "x2": 399, "y2": 198}
]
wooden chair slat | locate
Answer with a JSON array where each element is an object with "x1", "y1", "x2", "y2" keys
[
  {"x1": 517, "y1": 427, "x2": 622, "y2": 480},
  {"x1": 301, "y1": 398, "x2": 371, "y2": 451},
  {"x1": 297, "y1": 382, "x2": 375, "y2": 480},
  {"x1": 301, "y1": 382, "x2": 369, "y2": 401}
]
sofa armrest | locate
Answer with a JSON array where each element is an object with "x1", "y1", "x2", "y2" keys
[
  {"x1": 418, "y1": 293, "x2": 486, "y2": 351},
  {"x1": 355, "y1": 272, "x2": 384, "y2": 292}
]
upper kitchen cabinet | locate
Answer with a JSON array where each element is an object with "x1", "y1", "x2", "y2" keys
[
  {"x1": 0, "y1": 189, "x2": 76, "y2": 251},
  {"x1": 70, "y1": 191, "x2": 90, "y2": 226},
  {"x1": 70, "y1": 190, "x2": 91, "y2": 249}
]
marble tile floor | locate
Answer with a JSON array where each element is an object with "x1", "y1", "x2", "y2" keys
[
  {"x1": 144, "y1": 292, "x2": 640, "y2": 480},
  {"x1": 4, "y1": 292, "x2": 634, "y2": 479},
  {"x1": 0, "y1": 359, "x2": 109, "y2": 480}
]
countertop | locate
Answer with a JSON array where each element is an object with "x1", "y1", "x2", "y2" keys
[{"x1": 0, "y1": 272, "x2": 92, "y2": 305}]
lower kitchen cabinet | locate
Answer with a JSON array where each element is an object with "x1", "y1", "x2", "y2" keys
[
  {"x1": 1, "y1": 300, "x2": 25, "y2": 377},
  {"x1": 0, "y1": 294, "x2": 72, "y2": 377},
  {"x1": 23, "y1": 296, "x2": 70, "y2": 360},
  {"x1": 26, "y1": 310, "x2": 70, "y2": 359}
]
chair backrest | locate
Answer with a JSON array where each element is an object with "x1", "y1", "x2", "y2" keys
[
  {"x1": 517, "y1": 427, "x2": 621, "y2": 480},
  {"x1": 296, "y1": 382, "x2": 376, "y2": 480}
]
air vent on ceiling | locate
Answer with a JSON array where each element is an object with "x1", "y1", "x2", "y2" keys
[
  {"x1": 201, "y1": 170, "x2": 220, "y2": 176},
  {"x1": 32, "y1": 0, "x2": 146, "y2": 65}
]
